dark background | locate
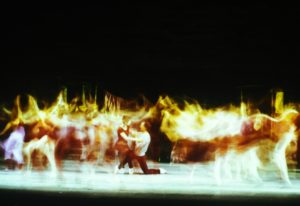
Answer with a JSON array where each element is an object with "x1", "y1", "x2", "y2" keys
[
  {"x1": 1, "y1": 3, "x2": 300, "y2": 205},
  {"x1": 1, "y1": 3, "x2": 300, "y2": 108}
]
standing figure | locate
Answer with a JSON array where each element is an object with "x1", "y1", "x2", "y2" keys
[
  {"x1": 1, "y1": 125, "x2": 25, "y2": 169},
  {"x1": 114, "y1": 119, "x2": 134, "y2": 174}
]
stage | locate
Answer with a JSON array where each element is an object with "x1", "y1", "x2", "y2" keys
[{"x1": 0, "y1": 161, "x2": 300, "y2": 205}]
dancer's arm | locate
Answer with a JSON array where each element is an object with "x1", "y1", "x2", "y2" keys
[{"x1": 120, "y1": 132, "x2": 143, "y2": 142}]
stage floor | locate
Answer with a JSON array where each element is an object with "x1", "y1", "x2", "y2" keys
[{"x1": 0, "y1": 160, "x2": 300, "y2": 201}]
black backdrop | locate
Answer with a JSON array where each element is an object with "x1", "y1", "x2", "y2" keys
[
  {"x1": 1, "y1": 3, "x2": 300, "y2": 205},
  {"x1": 1, "y1": 3, "x2": 300, "y2": 106}
]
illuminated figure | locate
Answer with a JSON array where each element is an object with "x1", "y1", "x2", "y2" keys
[
  {"x1": 1, "y1": 124, "x2": 25, "y2": 169},
  {"x1": 128, "y1": 122, "x2": 166, "y2": 174},
  {"x1": 115, "y1": 120, "x2": 166, "y2": 174},
  {"x1": 114, "y1": 118, "x2": 134, "y2": 174}
]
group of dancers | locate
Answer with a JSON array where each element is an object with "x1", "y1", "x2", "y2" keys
[{"x1": 0, "y1": 117, "x2": 167, "y2": 175}]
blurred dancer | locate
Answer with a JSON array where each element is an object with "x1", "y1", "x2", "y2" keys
[{"x1": 1, "y1": 124, "x2": 25, "y2": 169}]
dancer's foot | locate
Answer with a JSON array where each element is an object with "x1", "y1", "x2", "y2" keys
[
  {"x1": 128, "y1": 168, "x2": 134, "y2": 175},
  {"x1": 114, "y1": 165, "x2": 125, "y2": 174},
  {"x1": 159, "y1": 168, "x2": 167, "y2": 174}
]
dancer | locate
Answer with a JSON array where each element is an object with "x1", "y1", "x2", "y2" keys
[
  {"x1": 1, "y1": 124, "x2": 25, "y2": 170},
  {"x1": 115, "y1": 120, "x2": 166, "y2": 174}
]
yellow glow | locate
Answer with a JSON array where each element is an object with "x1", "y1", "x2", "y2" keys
[
  {"x1": 0, "y1": 90, "x2": 298, "y2": 184},
  {"x1": 275, "y1": 91, "x2": 284, "y2": 114}
]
